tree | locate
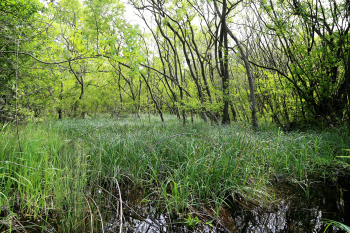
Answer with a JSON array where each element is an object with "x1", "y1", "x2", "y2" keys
[
  {"x1": 247, "y1": 0, "x2": 350, "y2": 127},
  {"x1": 0, "y1": 0, "x2": 51, "y2": 121},
  {"x1": 213, "y1": 0, "x2": 259, "y2": 129}
]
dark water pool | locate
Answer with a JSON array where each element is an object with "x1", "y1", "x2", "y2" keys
[
  {"x1": 114, "y1": 173, "x2": 350, "y2": 233},
  {"x1": 3, "y1": 173, "x2": 350, "y2": 232}
]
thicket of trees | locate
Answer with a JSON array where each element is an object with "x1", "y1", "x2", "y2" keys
[{"x1": 0, "y1": 0, "x2": 349, "y2": 129}]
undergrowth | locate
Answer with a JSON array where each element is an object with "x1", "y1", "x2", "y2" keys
[{"x1": 0, "y1": 115, "x2": 349, "y2": 232}]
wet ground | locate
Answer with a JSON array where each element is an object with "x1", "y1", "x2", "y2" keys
[
  {"x1": 2, "y1": 172, "x2": 350, "y2": 232},
  {"x1": 113, "y1": 172, "x2": 350, "y2": 233}
]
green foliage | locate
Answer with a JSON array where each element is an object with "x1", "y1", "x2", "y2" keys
[
  {"x1": 253, "y1": 0, "x2": 350, "y2": 126},
  {"x1": 323, "y1": 219, "x2": 350, "y2": 232},
  {"x1": 0, "y1": 0, "x2": 42, "y2": 18},
  {"x1": 1, "y1": 0, "x2": 349, "y2": 130},
  {"x1": 1, "y1": 116, "x2": 349, "y2": 230},
  {"x1": 0, "y1": 0, "x2": 47, "y2": 122},
  {"x1": 184, "y1": 214, "x2": 201, "y2": 227}
]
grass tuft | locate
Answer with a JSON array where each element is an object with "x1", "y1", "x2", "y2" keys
[{"x1": 0, "y1": 115, "x2": 349, "y2": 231}]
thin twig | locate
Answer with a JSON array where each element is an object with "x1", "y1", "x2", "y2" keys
[
  {"x1": 13, "y1": 213, "x2": 28, "y2": 233},
  {"x1": 15, "y1": 33, "x2": 22, "y2": 152},
  {"x1": 96, "y1": 185, "x2": 119, "y2": 212},
  {"x1": 112, "y1": 177, "x2": 123, "y2": 233},
  {"x1": 0, "y1": 161, "x2": 37, "y2": 170},
  {"x1": 83, "y1": 195, "x2": 94, "y2": 233},
  {"x1": 97, "y1": 184, "x2": 162, "y2": 230},
  {"x1": 88, "y1": 196, "x2": 105, "y2": 233}
]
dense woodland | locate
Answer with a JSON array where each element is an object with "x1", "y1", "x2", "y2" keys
[
  {"x1": 2, "y1": 1, "x2": 350, "y2": 232},
  {"x1": 1, "y1": 0, "x2": 349, "y2": 129}
]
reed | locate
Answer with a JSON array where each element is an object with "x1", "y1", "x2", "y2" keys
[{"x1": 0, "y1": 115, "x2": 348, "y2": 231}]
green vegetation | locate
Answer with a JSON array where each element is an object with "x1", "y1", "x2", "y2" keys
[
  {"x1": 324, "y1": 220, "x2": 350, "y2": 233},
  {"x1": 1, "y1": 0, "x2": 350, "y2": 129},
  {"x1": 1, "y1": 0, "x2": 350, "y2": 231},
  {"x1": 1, "y1": 115, "x2": 349, "y2": 231}
]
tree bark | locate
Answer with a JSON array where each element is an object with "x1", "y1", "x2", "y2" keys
[
  {"x1": 213, "y1": 0, "x2": 259, "y2": 130},
  {"x1": 218, "y1": 0, "x2": 231, "y2": 125}
]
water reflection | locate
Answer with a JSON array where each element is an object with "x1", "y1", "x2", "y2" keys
[
  {"x1": 113, "y1": 173, "x2": 350, "y2": 233},
  {"x1": 6, "y1": 174, "x2": 349, "y2": 232}
]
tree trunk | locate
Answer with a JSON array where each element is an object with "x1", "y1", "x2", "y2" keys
[
  {"x1": 141, "y1": 73, "x2": 164, "y2": 122},
  {"x1": 58, "y1": 81, "x2": 63, "y2": 120},
  {"x1": 79, "y1": 78, "x2": 85, "y2": 119},
  {"x1": 230, "y1": 101, "x2": 237, "y2": 122},
  {"x1": 218, "y1": 0, "x2": 230, "y2": 125},
  {"x1": 213, "y1": 0, "x2": 258, "y2": 130}
]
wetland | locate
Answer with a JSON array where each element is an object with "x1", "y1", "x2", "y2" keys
[{"x1": 1, "y1": 116, "x2": 350, "y2": 232}]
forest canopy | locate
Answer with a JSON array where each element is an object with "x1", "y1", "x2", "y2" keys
[{"x1": 0, "y1": 0, "x2": 349, "y2": 129}]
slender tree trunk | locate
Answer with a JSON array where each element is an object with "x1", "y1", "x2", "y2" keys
[
  {"x1": 213, "y1": 0, "x2": 258, "y2": 130},
  {"x1": 191, "y1": 110, "x2": 194, "y2": 123},
  {"x1": 79, "y1": 78, "x2": 85, "y2": 119},
  {"x1": 230, "y1": 101, "x2": 237, "y2": 122},
  {"x1": 218, "y1": 0, "x2": 230, "y2": 125},
  {"x1": 345, "y1": 53, "x2": 350, "y2": 133},
  {"x1": 58, "y1": 81, "x2": 63, "y2": 120},
  {"x1": 141, "y1": 72, "x2": 164, "y2": 122},
  {"x1": 147, "y1": 88, "x2": 151, "y2": 122}
]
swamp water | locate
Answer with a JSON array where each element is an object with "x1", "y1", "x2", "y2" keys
[
  {"x1": 108, "y1": 173, "x2": 350, "y2": 233},
  {"x1": 3, "y1": 173, "x2": 350, "y2": 233}
]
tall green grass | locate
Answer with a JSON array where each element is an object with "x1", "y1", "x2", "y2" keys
[{"x1": 0, "y1": 115, "x2": 349, "y2": 231}]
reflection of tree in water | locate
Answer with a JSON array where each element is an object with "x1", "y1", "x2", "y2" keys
[
  {"x1": 105, "y1": 175, "x2": 350, "y2": 232},
  {"x1": 230, "y1": 175, "x2": 350, "y2": 232}
]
